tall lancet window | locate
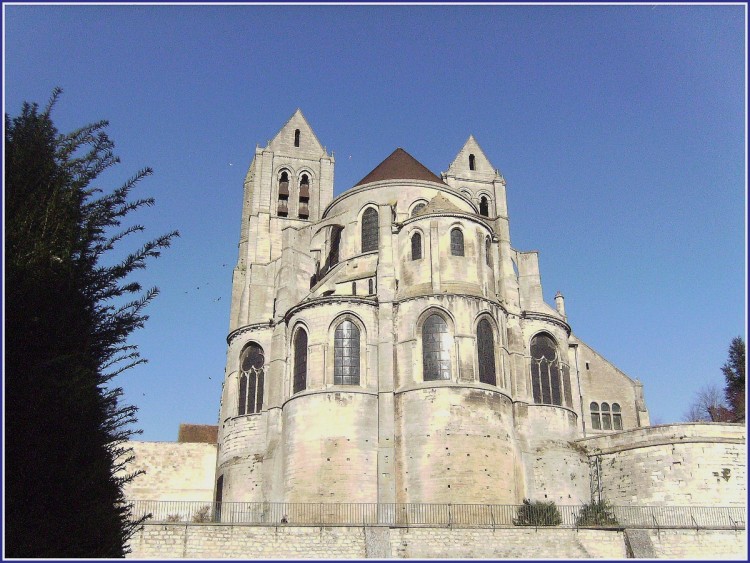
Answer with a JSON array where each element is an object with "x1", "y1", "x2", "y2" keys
[
  {"x1": 469, "y1": 153, "x2": 476, "y2": 170},
  {"x1": 238, "y1": 343, "x2": 264, "y2": 415},
  {"x1": 334, "y1": 320, "x2": 360, "y2": 385},
  {"x1": 361, "y1": 208, "x2": 379, "y2": 252},
  {"x1": 293, "y1": 328, "x2": 308, "y2": 394},
  {"x1": 477, "y1": 319, "x2": 497, "y2": 385},
  {"x1": 294, "y1": 128, "x2": 300, "y2": 147},
  {"x1": 422, "y1": 314, "x2": 452, "y2": 381},
  {"x1": 530, "y1": 333, "x2": 571, "y2": 407},
  {"x1": 485, "y1": 237, "x2": 491, "y2": 266}
]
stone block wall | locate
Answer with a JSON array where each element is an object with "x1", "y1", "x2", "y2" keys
[
  {"x1": 127, "y1": 524, "x2": 745, "y2": 559},
  {"x1": 121, "y1": 442, "x2": 217, "y2": 502},
  {"x1": 579, "y1": 423, "x2": 746, "y2": 506},
  {"x1": 646, "y1": 529, "x2": 746, "y2": 559}
]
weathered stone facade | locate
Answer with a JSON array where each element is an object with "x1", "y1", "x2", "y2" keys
[{"x1": 215, "y1": 110, "x2": 653, "y2": 506}]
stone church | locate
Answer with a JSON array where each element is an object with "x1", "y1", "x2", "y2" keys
[
  {"x1": 122, "y1": 110, "x2": 745, "y2": 558},
  {"x1": 215, "y1": 110, "x2": 652, "y2": 507}
]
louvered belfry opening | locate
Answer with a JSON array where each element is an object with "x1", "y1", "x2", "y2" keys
[
  {"x1": 278, "y1": 171, "x2": 289, "y2": 216},
  {"x1": 298, "y1": 174, "x2": 310, "y2": 219}
]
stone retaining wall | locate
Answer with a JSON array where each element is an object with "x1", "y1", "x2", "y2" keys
[{"x1": 126, "y1": 523, "x2": 743, "y2": 559}]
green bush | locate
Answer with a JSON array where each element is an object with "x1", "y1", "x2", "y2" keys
[
  {"x1": 576, "y1": 500, "x2": 619, "y2": 527},
  {"x1": 513, "y1": 499, "x2": 562, "y2": 526}
]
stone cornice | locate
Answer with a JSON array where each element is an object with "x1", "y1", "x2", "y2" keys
[
  {"x1": 226, "y1": 322, "x2": 273, "y2": 345},
  {"x1": 321, "y1": 180, "x2": 476, "y2": 219},
  {"x1": 521, "y1": 311, "x2": 571, "y2": 335},
  {"x1": 394, "y1": 292, "x2": 508, "y2": 315},
  {"x1": 285, "y1": 295, "x2": 378, "y2": 322},
  {"x1": 397, "y1": 211, "x2": 496, "y2": 235}
]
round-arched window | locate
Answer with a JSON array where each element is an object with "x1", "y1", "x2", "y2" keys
[{"x1": 422, "y1": 314, "x2": 451, "y2": 381}]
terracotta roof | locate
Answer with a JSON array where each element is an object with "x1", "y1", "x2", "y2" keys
[
  {"x1": 177, "y1": 424, "x2": 218, "y2": 444},
  {"x1": 354, "y1": 148, "x2": 447, "y2": 187}
]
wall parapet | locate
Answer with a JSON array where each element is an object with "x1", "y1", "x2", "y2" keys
[{"x1": 578, "y1": 422, "x2": 745, "y2": 455}]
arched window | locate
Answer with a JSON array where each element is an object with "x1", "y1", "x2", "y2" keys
[
  {"x1": 294, "y1": 129, "x2": 300, "y2": 147},
  {"x1": 477, "y1": 319, "x2": 496, "y2": 385},
  {"x1": 485, "y1": 237, "x2": 491, "y2": 266},
  {"x1": 422, "y1": 314, "x2": 451, "y2": 381},
  {"x1": 590, "y1": 402, "x2": 601, "y2": 430},
  {"x1": 411, "y1": 202, "x2": 426, "y2": 217},
  {"x1": 334, "y1": 320, "x2": 360, "y2": 385},
  {"x1": 324, "y1": 225, "x2": 342, "y2": 273},
  {"x1": 450, "y1": 228, "x2": 464, "y2": 256},
  {"x1": 361, "y1": 208, "x2": 379, "y2": 252},
  {"x1": 411, "y1": 232, "x2": 422, "y2": 260},
  {"x1": 479, "y1": 196, "x2": 489, "y2": 217},
  {"x1": 469, "y1": 154, "x2": 476, "y2": 171},
  {"x1": 299, "y1": 174, "x2": 310, "y2": 219},
  {"x1": 530, "y1": 333, "x2": 564, "y2": 406},
  {"x1": 277, "y1": 171, "x2": 289, "y2": 217},
  {"x1": 612, "y1": 403, "x2": 623, "y2": 430},
  {"x1": 238, "y1": 343, "x2": 264, "y2": 415},
  {"x1": 368, "y1": 279, "x2": 374, "y2": 294},
  {"x1": 601, "y1": 402, "x2": 612, "y2": 430},
  {"x1": 293, "y1": 329, "x2": 308, "y2": 394}
]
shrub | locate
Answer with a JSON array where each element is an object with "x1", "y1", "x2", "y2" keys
[
  {"x1": 192, "y1": 506, "x2": 211, "y2": 523},
  {"x1": 576, "y1": 500, "x2": 619, "y2": 527},
  {"x1": 165, "y1": 514, "x2": 182, "y2": 523},
  {"x1": 513, "y1": 499, "x2": 562, "y2": 526}
]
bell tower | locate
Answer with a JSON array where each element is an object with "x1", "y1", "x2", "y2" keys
[{"x1": 229, "y1": 110, "x2": 334, "y2": 331}]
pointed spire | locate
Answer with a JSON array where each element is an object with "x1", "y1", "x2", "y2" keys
[{"x1": 355, "y1": 148, "x2": 446, "y2": 187}]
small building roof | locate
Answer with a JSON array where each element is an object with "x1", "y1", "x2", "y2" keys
[{"x1": 354, "y1": 148, "x2": 447, "y2": 187}]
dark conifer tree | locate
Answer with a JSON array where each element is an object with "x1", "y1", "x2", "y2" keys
[
  {"x1": 5, "y1": 89, "x2": 178, "y2": 557},
  {"x1": 722, "y1": 337, "x2": 746, "y2": 423}
]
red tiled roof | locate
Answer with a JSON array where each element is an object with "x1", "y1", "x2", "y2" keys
[{"x1": 354, "y1": 148, "x2": 447, "y2": 187}]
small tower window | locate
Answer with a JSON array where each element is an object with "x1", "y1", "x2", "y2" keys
[
  {"x1": 485, "y1": 237, "x2": 491, "y2": 266},
  {"x1": 479, "y1": 196, "x2": 489, "y2": 217},
  {"x1": 450, "y1": 228, "x2": 464, "y2": 256},
  {"x1": 294, "y1": 129, "x2": 300, "y2": 147},
  {"x1": 361, "y1": 207, "x2": 379, "y2": 253},
  {"x1": 469, "y1": 153, "x2": 476, "y2": 171},
  {"x1": 368, "y1": 279, "x2": 374, "y2": 294},
  {"x1": 352, "y1": 282, "x2": 357, "y2": 295},
  {"x1": 411, "y1": 232, "x2": 422, "y2": 260}
]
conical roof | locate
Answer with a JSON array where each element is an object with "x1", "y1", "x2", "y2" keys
[{"x1": 354, "y1": 148, "x2": 446, "y2": 187}]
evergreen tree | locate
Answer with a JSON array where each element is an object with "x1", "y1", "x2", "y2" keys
[
  {"x1": 722, "y1": 337, "x2": 746, "y2": 423},
  {"x1": 5, "y1": 89, "x2": 178, "y2": 557}
]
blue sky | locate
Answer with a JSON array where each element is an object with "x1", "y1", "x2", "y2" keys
[{"x1": 4, "y1": 4, "x2": 746, "y2": 440}]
